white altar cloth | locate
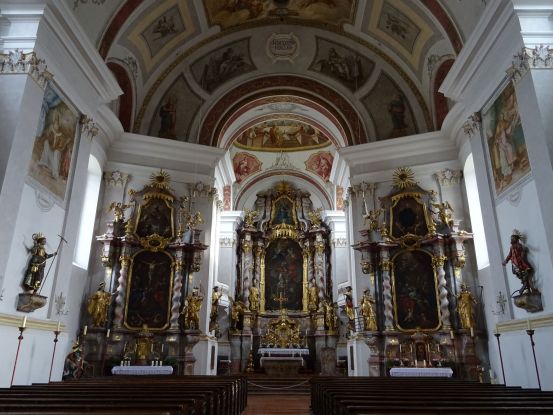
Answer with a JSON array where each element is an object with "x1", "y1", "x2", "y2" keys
[
  {"x1": 257, "y1": 348, "x2": 309, "y2": 357},
  {"x1": 111, "y1": 365, "x2": 173, "y2": 376},
  {"x1": 390, "y1": 367, "x2": 453, "y2": 377}
]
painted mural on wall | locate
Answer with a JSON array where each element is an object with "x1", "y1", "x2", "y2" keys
[
  {"x1": 126, "y1": 251, "x2": 173, "y2": 330},
  {"x1": 309, "y1": 37, "x2": 374, "y2": 91},
  {"x1": 362, "y1": 73, "x2": 417, "y2": 140},
  {"x1": 28, "y1": 83, "x2": 79, "y2": 201},
  {"x1": 265, "y1": 238, "x2": 303, "y2": 311},
  {"x1": 141, "y1": 5, "x2": 186, "y2": 58},
  {"x1": 149, "y1": 75, "x2": 203, "y2": 141},
  {"x1": 392, "y1": 250, "x2": 440, "y2": 331},
  {"x1": 191, "y1": 38, "x2": 255, "y2": 93},
  {"x1": 235, "y1": 119, "x2": 332, "y2": 151},
  {"x1": 204, "y1": 0, "x2": 355, "y2": 29},
  {"x1": 482, "y1": 82, "x2": 531, "y2": 196},
  {"x1": 305, "y1": 151, "x2": 333, "y2": 182},
  {"x1": 233, "y1": 152, "x2": 262, "y2": 183}
]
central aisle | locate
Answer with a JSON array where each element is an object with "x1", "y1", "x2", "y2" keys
[{"x1": 242, "y1": 395, "x2": 311, "y2": 414}]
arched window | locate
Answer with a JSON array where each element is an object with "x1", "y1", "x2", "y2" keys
[
  {"x1": 464, "y1": 154, "x2": 489, "y2": 269},
  {"x1": 74, "y1": 155, "x2": 102, "y2": 269}
]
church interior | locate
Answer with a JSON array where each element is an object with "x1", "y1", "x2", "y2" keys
[{"x1": 1, "y1": 0, "x2": 553, "y2": 412}]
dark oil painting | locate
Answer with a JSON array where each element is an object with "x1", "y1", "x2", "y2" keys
[
  {"x1": 271, "y1": 196, "x2": 295, "y2": 226},
  {"x1": 390, "y1": 195, "x2": 428, "y2": 238},
  {"x1": 136, "y1": 198, "x2": 173, "y2": 238},
  {"x1": 393, "y1": 250, "x2": 440, "y2": 331},
  {"x1": 125, "y1": 250, "x2": 173, "y2": 330},
  {"x1": 265, "y1": 239, "x2": 303, "y2": 311}
]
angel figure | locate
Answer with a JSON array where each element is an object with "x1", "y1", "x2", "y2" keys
[
  {"x1": 308, "y1": 208, "x2": 323, "y2": 229},
  {"x1": 243, "y1": 208, "x2": 259, "y2": 228},
  {"x1": 363, "y1": 208, "x2": 383, "y2": 232},
  {"x1": 184, "y1": 211, "x2": 204, "y2": 230},
  {"x1": 432, "y1": 201, "x2": 454, "y2": 229},
  {"x1": 108, "y1": 201, "x2": 131, "y2": 222}
]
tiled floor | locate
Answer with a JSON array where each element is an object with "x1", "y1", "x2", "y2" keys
[{"x1": 242, "y1": 394, "x2": 311, "y2": 414}]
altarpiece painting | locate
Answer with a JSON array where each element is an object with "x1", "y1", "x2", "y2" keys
[
  {"x1": 125, "y1": 250, "x2": 173, "y2": 330},
  {"x1": 264, "y1": 238, "x2": 304, "y2": 311},
  {"x1": 392, "y1": 249, "x2": 440, "y2": 331}
]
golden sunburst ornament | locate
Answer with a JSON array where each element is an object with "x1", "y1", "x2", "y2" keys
[
  {"x1": 150, "y1": 169, "x2": 171, "y2": 189},
  {"x1": 392, "y1": 167, "x2": 416, "y2": 189}
]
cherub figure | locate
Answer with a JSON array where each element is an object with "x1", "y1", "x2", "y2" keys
[
  {"x1": 108, "y1": 201, "x2": 131, "y2": 222},
  {"x1": 432, "y1": 201, "x2": 454, "y2": 228},
  {"x1": 308, "y1": 208, "x2": 323, "y2": 229},
  {"x1": 243, "y1": 208, "x2": 259, "y2": 228},
  {"x1": 363, "y1": 208, "x2": 383, "y2": 232}
]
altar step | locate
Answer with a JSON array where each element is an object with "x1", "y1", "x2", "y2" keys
[{"x1": 247, "y1": 376, "x2": 312, "y2": 395}]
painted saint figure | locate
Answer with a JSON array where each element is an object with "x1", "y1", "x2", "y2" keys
[{"x1": 22, "y1": 233, "x2": 57, "y2": 293}]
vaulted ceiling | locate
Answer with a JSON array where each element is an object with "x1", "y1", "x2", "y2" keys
[{"x1": 67, "y1": 0, "x2": 487, "y2": 200}]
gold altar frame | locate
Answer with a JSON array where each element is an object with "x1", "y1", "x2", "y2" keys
[
  {"x1": 124, "y1": 249, "x2": 175, "y2": 331},
  {"x1": 391, "y1": 249, "x2": 441, "y2": 332}
]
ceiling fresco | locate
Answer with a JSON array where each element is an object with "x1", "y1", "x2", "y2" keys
[
  {"x1": 203, "y1": 0, "x2": 356, "y2": 29},
  {"x1": 234, "y1": 118, "x2": 333, "y2": 152},
  {"x1": 66, "y1": 0, "x2": 493, "y2": 152}
]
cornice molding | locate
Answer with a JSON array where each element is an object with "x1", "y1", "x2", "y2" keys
[
  {"x1": 0, "y1": 313, "x2": 65, "y2": 332},
  {"x1": 109, "y1": 133, "x2": 225, "y2": 174},
  {"x1": 340, "y1": 131, "x2": 458, "y2": 176},
  {"x1": 496, "y1": 314, "x2": 553, "y2": 333}
]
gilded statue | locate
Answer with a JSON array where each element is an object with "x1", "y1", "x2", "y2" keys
[
  {"x1": 22, "y1": 233, "x2": 57, "y2": 293},
  {"x1": 502, "y1": 229, "x2": 536, "y2": 295},
  {"x1": 363, "y1": 208, "x2": 383, "y2": 232},
  {"x1": 359, "y1": 288, "x2": 377, "y2": 331},
  {"x1": 456, "y1": 284, "x2": 477, "y2": 329},
  {"x1": 136, "y1": 324, "x2": 154, "y2": 361},
  {"x1": 343, "y1": 286, "x2": 355, "y2": 322},
  {"x1": 181, "y1": 289, "x2": 203, "y2": 330},
  {"x1": 322, "y1": 297, "x2": 338, "y2": 332},
  {"x1": 243, "y1": 208, "x2": 259, "y2": 228},
  {"x1": 108, "y1": 201, "x2": 131, "y2": 222},
  {"x1": 432, "y1": 201, "x2": 454, "y2": 229},
  {"x1": 209, "y1": 286, "x2": 221, "y2": 332},
  {"x1": 230, "y1": 297, "x2": 246, "y2": 331},
  {"x1": 307, "y1": 277, "x2": 319, "y2": 313},
  {"x1": 249, "y1": 279, "x2": 260, "y2": 313},
  {"x1": 307, "y1": 208, "x2": 323, "y2": 229},
  {"x1": 86, "y1": 282, "x2": 113, "y2": 327}
]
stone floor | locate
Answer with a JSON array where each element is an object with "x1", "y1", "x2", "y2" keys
[{"x1": 242, "y1": 395, "x2": 311, "y2": 414}]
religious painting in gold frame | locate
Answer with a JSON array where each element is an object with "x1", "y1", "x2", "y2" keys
[
  {"x1": 270, "y1": 194, "x2": 298, "y2": 228},
  {"x1": 389, "y1": 193, "x2": 431, "y2": 239},
  {"x1": 134, "y1": 197, "x2": 175, "y2": 239},
  {"x1": 391, "y1": 249, "x2": 441, "y2": 332},
  {"x1": 124, "y1": 250, "x2": 174, "y2": 331}
]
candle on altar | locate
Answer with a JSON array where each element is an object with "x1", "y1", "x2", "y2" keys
[
  {"x1": 56, "y1": 321, "x2": 61, "y2": 332},
  {"x1": 22, "y1": 316, "x2": 27, "y2": 328},
  {"x1": 437, "y1": 343, "x2": 440, "y2": 352},
  {"x1": 527, "y1": 320, "x2": 531, "y2": 330},
  {"x1": 106, "y1": 329, "x2": 111, "y2": 338},
  {"x1": 83, "y1": 325, "x2": 88, "y2": 336},
  {"x1": 450, "y1": 330, "x2": 454, "y2": 340},
  {"x1": 470, "y1": 327, "x2": 474, "y2": 338},
  {"x1": 399, "y1": 344, "x2": 402, "y2": 355},
  {"x1": 161, "y1": 344, "x2": 164, "y2": 353}
]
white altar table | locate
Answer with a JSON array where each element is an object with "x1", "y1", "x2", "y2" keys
[
  {"x1": 257, "y1": 348, "x2": 309, "y2": 357},
  {"x1": 260, "y1": 356, "x2": 305, "y2": 367},
  {"x1": 111, "y1": 365, "x2": 173, "y2": 376},
  {"x1": 390, "y1": 367, "x2": 453, "y2": 377}
]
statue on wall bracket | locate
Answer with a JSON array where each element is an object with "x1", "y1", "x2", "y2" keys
[{"x1": 502, "y1": 229, "x2": 542, "y2": 312}]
